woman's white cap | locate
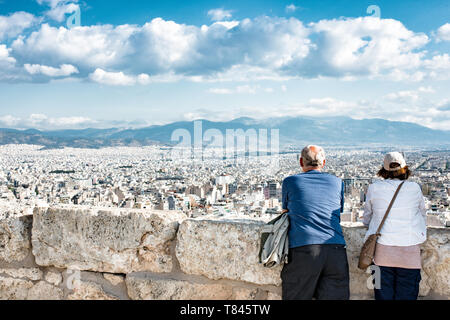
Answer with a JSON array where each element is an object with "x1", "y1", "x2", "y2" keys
[{"x1": 384, "y1": 152, "x2": 407, "y2": 171}]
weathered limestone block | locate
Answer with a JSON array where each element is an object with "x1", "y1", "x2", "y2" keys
[
  {"x1": 176, "y1": 218, "x2": 282, "y2": 286},
  {"x1": 348, "y1": 272, "x2": 373, "y2": 300},
  {"x1": 232, "y1": 287, "x2": 260, "y2": 300},
  {"x1": 27, "y1": 281, "x2": 64, "y2": 300},
  {"x1": 45, "y1": 271, "x2": 63, "y2": 286},
  {"x1": 0, "y1": 276, "x2": 33, "y2": 300},
  {"x1": 0, "y1": 215, "x2": 33, "y2": 263},
  {"x1": 341, "y1": 224, "x2": 367, "y2": 269},
  {"x1": 32, "y1": 206, "x2": 186, "y2": 274},
  {"x1": 420, "y1": 227, "x2": 450, "y2": 298},
  {"x1": 267, "y1": 291, "x2": 282, "y2": 300},
  {"x1": 126, "y1": 274, "x2": 233, "y2": 300},
  {"x1": 342, "y1": 225, "x2": 374, "y2": 300},
  {"x1": 0, "y1": 269, "x2": 62, "y2": 300},
  {"x1": 103, "y1": 273, "x2": 125, "y2": 286},
  {"x1": 419, "y1": 271, "x2": 431, "y2": 297},
  {"x1": 0, "y1": 268, "x2": 43, "y2": 281},
  {"x1": 67, "y1": 280, "x2": 119, "y2": 300}
]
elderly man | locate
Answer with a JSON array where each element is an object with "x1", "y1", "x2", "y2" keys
[{"x1": 281, "y1": 145, "x2": 349, "y2": 300}]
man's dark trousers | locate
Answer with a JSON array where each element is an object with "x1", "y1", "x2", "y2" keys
[{"x1": 281, "y1": 244, "x2": 350, "y2": 300}]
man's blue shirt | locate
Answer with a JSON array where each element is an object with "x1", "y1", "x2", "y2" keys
[{"x1": 282, "y1": 170, "x2": 346, "y2": 248}]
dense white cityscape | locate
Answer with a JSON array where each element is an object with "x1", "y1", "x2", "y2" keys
[{"x1": 0, "y1": 144, "x2": 448, "y2": 227}]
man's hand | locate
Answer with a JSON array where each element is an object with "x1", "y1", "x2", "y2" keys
[{"x1": 282, "y1": 209, "x2": 289, "y2": 214}]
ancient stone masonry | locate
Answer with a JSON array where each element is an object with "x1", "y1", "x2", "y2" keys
[
  {"x1": 0, "y1": 206, "x2": 448, "y2": 300},
  {"x1": 31, "y1": 206, "x2": 185, "y2": 274},
  {"x1": 175, "y1": 218, "x2": 283, "y2": 286}
]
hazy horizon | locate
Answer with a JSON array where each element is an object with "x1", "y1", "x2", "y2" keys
[{"x1": 1, "y1": 114, "x2": 450, "y2": 133}]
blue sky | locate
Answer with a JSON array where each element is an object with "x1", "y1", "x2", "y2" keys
[
  {"x1": 0, "y1": 0, "x2": 449, "y2": 130},
  {"x1": 2, "y1": 0, "x2": 448, "y2": 31}
]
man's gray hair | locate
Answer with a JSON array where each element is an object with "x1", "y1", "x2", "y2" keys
[{"x1": 301, "y1": 145, "x2": 326, "y2": 167}]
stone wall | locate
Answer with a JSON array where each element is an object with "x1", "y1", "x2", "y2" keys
[{"x1": 0, "y1": 205, "x2": 448, "y2": 300}]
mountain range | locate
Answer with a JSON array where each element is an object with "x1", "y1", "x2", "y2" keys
[{"x1": 0, "y1": 116, "x2": 449, "y2": 149}]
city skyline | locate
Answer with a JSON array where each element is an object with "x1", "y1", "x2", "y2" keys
[
  {"x1": 0, "y1": 144, "x2": 448, "y2": 227},
  {"x1": 0, "y1": 0, "x2": 449, "y2": 130}
]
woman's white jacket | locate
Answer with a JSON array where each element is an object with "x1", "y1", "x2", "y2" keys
[{"x1": 363, "y1": 179, "x2": 427, "y2": 246}]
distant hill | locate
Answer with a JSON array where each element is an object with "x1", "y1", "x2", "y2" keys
[{"x1": 0, "y1": 116, "x2": 449, "y2": 149}]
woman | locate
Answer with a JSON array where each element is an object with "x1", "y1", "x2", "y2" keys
[{"x1": 363, "y1": 152, "x2": 427, "y2": 300}]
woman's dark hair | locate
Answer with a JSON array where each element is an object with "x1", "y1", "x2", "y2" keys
[{"x1": 377, "y1": 162, "x2": 412, "y2": 180}]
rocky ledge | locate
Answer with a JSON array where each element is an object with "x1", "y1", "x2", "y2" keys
[{"x1": 0, "y1": 206, "x2": 448, "y2": 300}]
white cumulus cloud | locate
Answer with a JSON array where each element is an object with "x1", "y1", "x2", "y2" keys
[
  {"x1": 36, "y1": 0, "x2": 73, "y2": 7},
  {"x1": 1, "y1": 15, "x2": 450, "y2": 83},
  {"x1": 47, "y1": 3, "x2": 79, "y2": 22},
  {"x1": 36, "y1": 0, "x2": 80, "y2": 22},
  {"x1": 0, "y1": 113, "x2": 97, "y2": 130},
  {"x1": 435, "y1": 23, "x2": 450, "y2": 42},
  {"x1": 207, "y1": 8, "x2": 232, "y2": 21},
  {"x1": 12, "y1": 23, "x2": 137, "y2": 70},
  {"x1": 24, "y1": 63, "x2": 79, "y2": 77},
  {"x1": 0, "y1": 45, "x2": 21, "y2": 82},
  {"x1": 384, "y1": 86, "x2": 435, "y2": 104},
  {"x1": 0, "y1": 115, "x2": 21, "y2": 127},
  {"x1": 296, "y1": 17, "x2": 430, "y2": 79},
  {"x1": 285, "y1": 4, "x2": 299, "y2": 13},
  {"x1": 0, "y1": 45, "x2": 16, "y2": 65},
  {"x1": 89, "y1": 68, "x2": 150, "y2": 86},
  {"x1": 0, "y1": 12, "x2": 36, "y2": 41}
]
